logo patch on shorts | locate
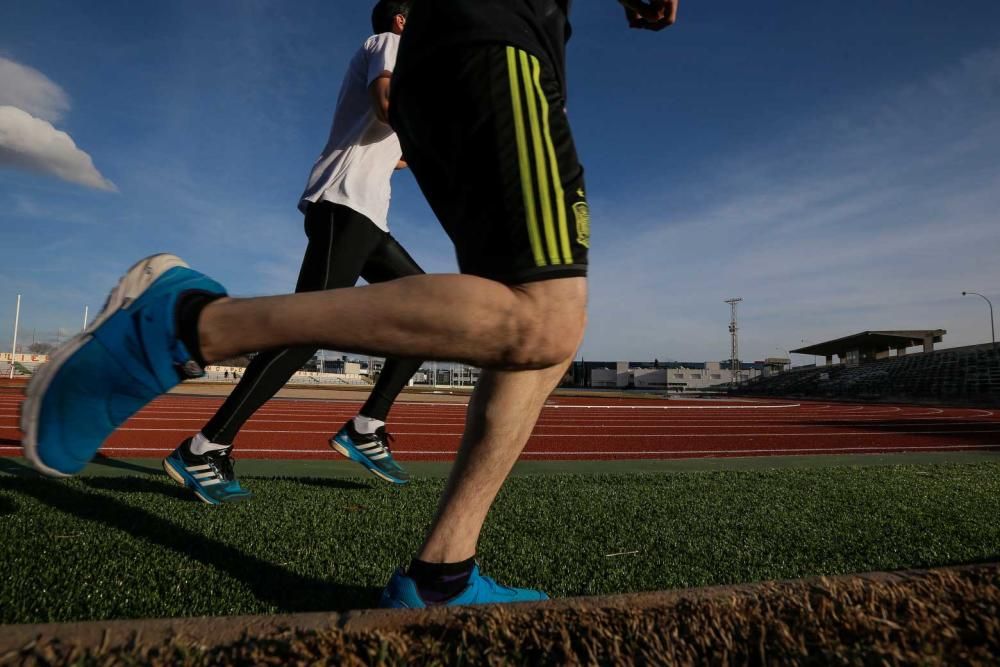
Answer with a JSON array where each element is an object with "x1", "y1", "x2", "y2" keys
[{"x1": 572, "y1": 201, "x2": 590, "y2": 248}]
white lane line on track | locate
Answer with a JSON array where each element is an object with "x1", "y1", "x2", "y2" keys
[
  {"x1": 3, "y1": 444, "x2": 1000, "y2": 456},
  {"x1": 2, "y1": 410, "x2": 991, "y2": 423},
  {"x1": 5, "y1": 426, "x2": 999, "y2": 437},
  {"x1": 165, "y1": 409, "x2": 991, "y2": 418},
  {"x1": 3, "y1": 410, "x2": 995, "y2": 423},
  {"x1": 7, "y1": 418, "x2": 999, "y2": 429},
  {"x1": 540, "y1": 404, "x2": 802, "y2": 409},
  {"x1": 0, "y1": 400, "x2": 989, "y2": 420},
  {"x1": 7, "y1": 419, "x2": 1000, "y2": 433},
  {"x1": 0, "y1": 398, "x2": 969, "y2": 411},
  {"x1": 0, "y1": 400, "x2": 803, "y2": 411}
]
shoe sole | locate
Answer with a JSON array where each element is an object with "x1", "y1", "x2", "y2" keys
[
  {"x1": 162, "y1": 456, "x2": 222, "y2": 506},
  {"x1": 20, "y1": 254, "x2": 189, "y2": 477},
  {"x1": 329, "y1": 438, "x2": 405, "y2": 484}
]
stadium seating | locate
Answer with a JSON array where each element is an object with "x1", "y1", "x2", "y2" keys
[{"x1": 735, "y1": 343, "x2": 1000, "y2": 403}]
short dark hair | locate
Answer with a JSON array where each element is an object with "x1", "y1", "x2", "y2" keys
[{"x1": 371, "y1": 0, "x2": 411, "y2": 34}]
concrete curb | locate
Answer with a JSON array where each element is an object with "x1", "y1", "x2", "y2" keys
[{"x1": 3, "y1": 563, "x2": 995, "y2": 653}]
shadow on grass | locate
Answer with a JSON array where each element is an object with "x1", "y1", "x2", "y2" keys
[
  {"x1": 10, "y1": 478, "x2": 381, "y2": 612},
  {"x1": 0, "y1": 494, "x2": 15, "y2": 516},
  {"x1": 82, "y1": 476, "x2": 191, "y2": 500},
  {"x1": 91, "y1": 453, "x2": 160, "y2": 476},
  {"x1": 0, "y1": 457, "x2": 41, "y2": 478},
  {"x1": 282, "y1": 477, "x2": 371, "y2": 491}
]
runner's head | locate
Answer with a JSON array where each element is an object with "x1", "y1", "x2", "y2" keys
[{"x1": 371, "y1": 0, "x2": 411, "y2": 35}]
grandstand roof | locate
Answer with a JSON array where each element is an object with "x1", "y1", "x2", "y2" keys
[{"x1": 791, "y1": 330, "x2": 946, "y2": 357}]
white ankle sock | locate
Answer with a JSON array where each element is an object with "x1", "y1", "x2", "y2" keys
[
  {"x1": 190, "y1": 432, "x2": 230, "y2": 455},
  {"x1": 353, "y1": 415, "x2": 385, "y2": 435}
]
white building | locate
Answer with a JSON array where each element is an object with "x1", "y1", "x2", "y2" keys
[{"x1": 587, "y1": 361, "x2": 762, "y2": 392}]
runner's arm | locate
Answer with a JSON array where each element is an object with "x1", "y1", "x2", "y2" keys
[{"x1": 369, "y1": 73, "x2": 392, "y2": 124}]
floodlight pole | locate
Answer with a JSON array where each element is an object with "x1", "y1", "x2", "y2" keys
[
  {"x1": 962, "y1": 291, "x2": 995, "y2": 346},
  {"x1": 725, "y1": 298, "x2": 742, "y2": 387},
  {"x1": 9, "y1": 295, "x2": 21, "y2": 379}
]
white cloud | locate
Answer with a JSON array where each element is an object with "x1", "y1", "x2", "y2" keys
[
  {"x1": 0, "y1": 105, "x2": 116, "y2": 191},
  {"x1": 0, "y1": 57, "x2": 70, "y2": 122}
]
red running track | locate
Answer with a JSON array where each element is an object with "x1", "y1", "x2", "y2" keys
[{"x1": 1, "y1": 394, "x2": 999, "y2": 461}]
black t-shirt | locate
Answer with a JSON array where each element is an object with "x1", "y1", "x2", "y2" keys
[{"x1": 397, "y1": 0, "x2": 573, "y2": 90}]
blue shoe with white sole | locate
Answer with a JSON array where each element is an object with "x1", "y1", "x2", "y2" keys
[
  {"x1": 163, "y1": 437, "x2": 252, "y2": 505},
  {"x1": 20, "y1": 254, "x2": 226, "y2": 477},
  {"x1": 330, "y1": 420, "x2": 409, "y2": 484},
  {"x1": 379, "y1": 564, "x2": 549, "y2": 608}
]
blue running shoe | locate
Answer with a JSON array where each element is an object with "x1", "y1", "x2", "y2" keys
[
  {"x1": 21, "y1": 254, "x2": 226, "y2": 477},
  {"x1": 329, "y1": 420, "x2": 409, "y2": 484},
  {"x1": 379, "y1": 564, "x2": 549, "y2": 608},
  {"x1": 163, "y1": 437, "x2": 252, "y2": 505}
]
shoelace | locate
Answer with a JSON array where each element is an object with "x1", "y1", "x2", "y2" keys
[
  {"x1": 203, "y1": 448, "x2": 237, "y2": 481},
  {"x1": 374, "y1": 427, "x2": 395, "y2": 453}
]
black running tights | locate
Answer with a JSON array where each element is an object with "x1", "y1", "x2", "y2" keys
[{"x1": 201, "y1": 202, "x2": 425, "y2": 446}]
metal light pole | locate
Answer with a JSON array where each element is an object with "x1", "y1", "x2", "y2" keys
[
  {"x1": 725, "y1": 298, "x2": 742, "y2": 387},
  {"x1": 82, "y1": 305, "x2": 89, "y2": 331},
  {"x1": 962, "y1": 291, "x2": 995, "y2": 346},
  {"x1": 9, "y1": 295, "x2": 21, "y2": 379}
]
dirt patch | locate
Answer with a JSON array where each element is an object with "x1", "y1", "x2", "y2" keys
[{"x1": 3, "y1": 563, "x2": 997, "y2": 665}]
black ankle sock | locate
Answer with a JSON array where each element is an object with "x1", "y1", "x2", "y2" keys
[
  {"x1": 175, "y1": 291, "x2": 223, "y2": 368},
  {"x1": 406, "y1": 556, "x2": 476, "y2": 604}
]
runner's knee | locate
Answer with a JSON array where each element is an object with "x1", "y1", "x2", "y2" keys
[{"x1": 501, "y1": 279, "x2": 586, "y2": 369}]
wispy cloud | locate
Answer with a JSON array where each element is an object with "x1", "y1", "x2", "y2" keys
[
  {"x1": 584, "y1": 46, "x2": 1000, "y2": 361},
  {"x1": 0, "y1": 57, "x2": 115, "y2": 191},
  {"x1": 0, "y1": 57, "x2": 69, "y2": 122}
]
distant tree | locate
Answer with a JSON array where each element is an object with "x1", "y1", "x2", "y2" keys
[
  {"x1": 653, "y1": 358, "x2": 659, "y2": 368},
  {"x1": 28, "y1": 342, "x2": 56, "y2": 355}
]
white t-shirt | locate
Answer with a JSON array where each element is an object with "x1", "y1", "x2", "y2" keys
[{"x1": 298, "y1": 33, "x2": 402, "y2": 232}]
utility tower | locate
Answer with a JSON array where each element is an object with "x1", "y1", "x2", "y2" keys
[{"x1": 725, "y1": 297, "x2": 743, "y2": 387}]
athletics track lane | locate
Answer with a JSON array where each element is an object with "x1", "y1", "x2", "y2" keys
[{"x1": 2, "y1": 394, "x2": 998, "y2": 461}]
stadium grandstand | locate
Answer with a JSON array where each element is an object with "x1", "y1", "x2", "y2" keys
[
  {"x1": 565, "y1": 360, "x2": 766, "y2": 391},
  {"x1": 736, "y1": 329, "x2": 999, "y2": 403},
  {"x1": 791, "y1": 330, "x2": 947, "y2": 367}
]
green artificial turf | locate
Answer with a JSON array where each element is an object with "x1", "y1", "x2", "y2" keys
[{"x1": 2, "y1": 463, "x2": 999, "y2": 624}]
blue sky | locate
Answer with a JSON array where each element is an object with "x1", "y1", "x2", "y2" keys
[{"x1": 2, "y1": 0, "x2": 999, "y2": 364}]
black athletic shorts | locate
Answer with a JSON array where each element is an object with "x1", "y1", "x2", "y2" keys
[{"x1": 390, "y1": 44, "x2": 589, "y2": 285}]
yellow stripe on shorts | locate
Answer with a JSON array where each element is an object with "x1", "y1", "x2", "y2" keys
[
  {"x1": 520, "y1": 51, "x2": 561, "y2": 265},
  {"x1": 530, "y1": 54, "x2": 573, "y2": 265},
  {"x1": 506, "y1": 47, "x2": 546, "y2": 267}
]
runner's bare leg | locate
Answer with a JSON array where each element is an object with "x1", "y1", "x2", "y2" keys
[
  {"x1": 416, "y1": 359, "x2": 576, "y2": 562},
  {"x1": 199, "y1": 275, "x2": 586, "y2": 370}
]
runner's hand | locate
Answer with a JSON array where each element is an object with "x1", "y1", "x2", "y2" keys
[{"x1": 619, "y1": 0, "x2": 678, "y2": 31}]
